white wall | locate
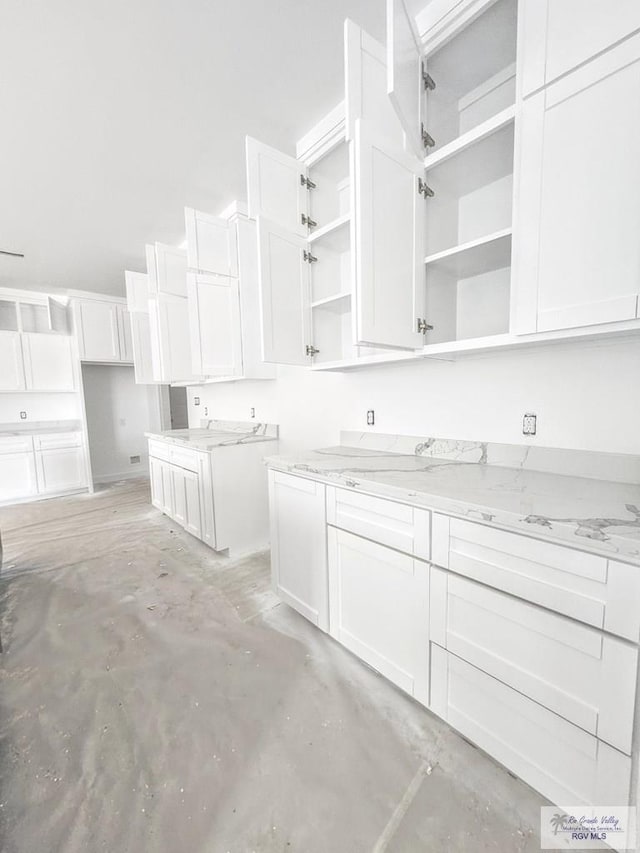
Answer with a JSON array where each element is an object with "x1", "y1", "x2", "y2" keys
[
  {"x1": 186, "y1": 338, "x2": 640, "y2": 456},
  {"x1": 0, "y1": 392, "x2": 81, "y2": 424},
  {"x1": 82, "y1": 364, "x2": 163, "y2": 482}
]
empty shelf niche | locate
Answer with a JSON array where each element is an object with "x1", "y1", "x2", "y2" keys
[{"x1": 424, "y1": 0, "x2": 517, "y2": 151}]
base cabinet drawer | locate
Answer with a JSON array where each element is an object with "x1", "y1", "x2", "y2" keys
[
  {"x1": 269, "y1": 471, "x2": 328, "y2": 631},
  {"x1": 432, "y1": 514, "x2": 640, "y2": 641},
  {"x1": 327, "y1": 486, "x2": 430, "y2": 559},
  {"x1": 148, "y1": 439, "x2": 170, "y2": 462},
  {"x1": 430, "y1": 646, "x2": 632, "y2": 808},
  {"x1": 168, "y1": 445, "x2": 199, "y2": 473},
  {"x1": 430, "y1": 567, "x2": 637, "y2": 754},
  {"x1": 328, "y1": 527, "x2": 429, "y2": 704}
]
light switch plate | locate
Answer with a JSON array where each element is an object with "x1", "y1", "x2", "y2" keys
[
  {"x1": 523, "y1": 413, "x2": 537, "y2": 435},
  {"x1": 19, "y1": 411, "x2": 27, "y2": 420},
  {"x1": 367, "y1": 410, "x2": 375, "y2": 426}
]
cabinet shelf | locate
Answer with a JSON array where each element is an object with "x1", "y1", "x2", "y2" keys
[
  {"x1": 424, "y1": 105, "x2": 515, "y2": 172},
  {"x1": 311, "y1": 292, "x2": 351, "y2": 311},
  {"x1": 424, "y1": 228, "x2": 512, "y2": 277},
  {"x1": 308, "y1": 213, "x2": 351, "y2": 252}
]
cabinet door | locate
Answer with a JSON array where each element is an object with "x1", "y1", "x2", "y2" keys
[
  {"x1": 185, "y1": 208, "x2": 238, "y2": 276},
  {"x1": 155, "y1": 243, "x2": 188, "y2": 298},
  {"x1": 246, "y1": 137, "x2": 308, "y2": 236},
  {"x1": 257, "y1": 217, "x2": 312, "y2": 365},
  {"x1": 0, "y1": 452, "x2": 37, "y2": 501},
  {"x1": 76, "y1": 300, "x2": 121, "y2": 361},
  {"x1": 0, "y1": 332, "x2": 25, "y2": 391},
  {"x1": 513, "y1": 37, "x2": 640, "y2": 333},
  {"x1": 521, "y1": 0, "x2": 640, "y2": 95},
  {"x1": 160, "y1": 460, "x2": 173, "y2": 517},
  {"x1": 35, "y1": 446, "x2": 86, "y2": 494},
  {"x1": 187, "y1": 273, "x2": 243, "y2": 377},
  {"x1": 386, "y1": 0, "x2": 425, "y2": 157},
  {"x1": 149, "y1": 455, "x2": 164, "y2": 510},
  {"x1": 22, "y1": 333, "x2": 76, "y2": 391},
  {"x1": 269, "y1": 471, "x2": 328, "y2": 630},
  {"x1": 172, "y1": 466, "x2": 202, "y2": 539},
  {"x1": 125, "y1": 270, "x2": 150, "y2": 313},
  {"x1": 151, "y1": 294, "x2": 201, "y2": 383},
  {"x1": 354, "y1": 119, "x2": 425, "y2": 350},
  {"x1": 328, "y1": 527, "x2": 430, "y2": 703},
  {"x1": 116, "y1": 307, "x2": 133, "y2": 363},
  {"x1": 130, "y1": 313, "x2": 156, "y2": 384}
]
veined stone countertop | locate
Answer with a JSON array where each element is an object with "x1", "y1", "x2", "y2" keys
[
  {"x1": 266, "y1": 433, "x2": 640, "y2": 565},
  {"x1": 145, "y1": 419, "x2": 278, "y2": 451},
  {"x1": 0, "y1": 420, "x2": 83, "y2": 437}
]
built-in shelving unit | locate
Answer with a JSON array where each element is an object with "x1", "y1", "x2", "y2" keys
[{"x1": 421, "y1": 0, "x2": 517, "y2": 352}]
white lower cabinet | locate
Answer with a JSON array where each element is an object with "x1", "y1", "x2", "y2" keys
[
  {"x1": 0, "y1": 432, "x2": 86, "y2": 503},
  {"x1": 0, "y1": 447, "x2": 38, "y2": 501},
  {"x1": 35, "y1": 446, "x2": 85, "y2": 494},
  {"x1": 149, "y1": 456, "x2": 165, "y2": 511},
  {"x1": 268, "y1": 470, "x2": 328, "y2": 630},
  {"x1": 328, "y1": 526, "x2": 429, "y2": 703},
  {"x1": 170, "y1": 465, "x2": 202, "y2": 539}
]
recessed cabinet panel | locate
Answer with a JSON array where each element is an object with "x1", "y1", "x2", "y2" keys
[
  {"x1": 246, "y1": 137, "x2": 307, "y2": 237},
  {"x1": 0, "y1": 452, "x2": 38, "y2": 501},
  {"x1": 155, "y1": 244, "x2": 188, "y2": 298},
  {"x1": 187, "y1": 273, "x2": 243, "y2": 378},
  {"x1": 35, "y1": 447, "x2": 85, "y2": 494},
  {"x1": 22, "y1": 333, "x2": 76, "y2": 391},
  {"x1": 77, "y1": 301, "x2": 121, "y2": 361},
  {"x1": 0, "y1": 332, "x2": 25, "y2": 391},
  {"x1": 185, "y1": 208, "x2": 238, "y2": 277},
  {"x1": 354, "y1": 120, "x2": 425, "y2": 350},
  {"x1": 386, "y1": 0, "x2": 424, "y2": 157},
  {"x1": 513, "y1": 36, "x2": 640, "y2": 333},
  {"x1": 257, "y1": 217, "x2": 311, "y2": 366}
]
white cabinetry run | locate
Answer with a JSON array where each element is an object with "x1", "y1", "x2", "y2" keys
[
  {"x1": 267, "y1": 468, "x2": 640, "y2": 813},
  {"x1": 0, "y1": 431, "x2": 87, "y2": 504},
  {"x1": 74, "y1": 296, "x2": 133, "y2": 364}
]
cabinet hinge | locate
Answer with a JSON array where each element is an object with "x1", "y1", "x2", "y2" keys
[
  {"x1": 305, "y1": 344, "x2": 320, "y2": 357},
  {"x1": 417, "y1": 318, "x2": 434, "y2": 334},
  {"x1": 301, "y1": 213, "x2": 318, "y2": 229},
  {"x1": 418, "y1": 178, "x2": 435, "y2": 199},
  {"x1": 422, "y1": 63, "x2": 436, "y2": 92},
  {"x1": 303, "y1": 250, "x2": 318, "y2": 264},
  {"x1": 421, "y1": 123, "x2": 435, "y2": 149},
  {"x1": 300, "y1": 174, "x2": 317, "y2": 190}
]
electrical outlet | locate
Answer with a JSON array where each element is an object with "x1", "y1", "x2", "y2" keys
[
  {"x1": 19, "y1": 411, "x2": 27, "y2": 420},
  {"x1": 522, "y1": 412, "x2": 537, "y2": 436},
  {"x1": 367, "y1": 409, "x2": 375, "y2": 426},
  {"x1": 194, "y1": 396, "x2": 200, "y2": 406},
  {"x1": 204, "y1": 406, "x2": 208, "y2": 416},
  {"x1": 250, "y1": 407, "x2": 255, "y2": 419}
]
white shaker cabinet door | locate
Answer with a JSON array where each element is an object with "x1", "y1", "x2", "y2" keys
[
  {"x1": 151, "y1": 294, "x2": 201, "y2": 383},
  {"x1": 35, "y1": 447, "x2": 86, "y2": 494},
  {"x1": 116, "y1": 307, "x2": 133, "y2": 363},
  {"x1": 269, "y1": 471, "x2": 328, "y2": 631},
  {"x1": 513, "y1": 36, "x2": 640, "y2": 334},
  {"x1": 130, "y1": 312, "x2": 156, "y2": 384},
  {"x1": 22, "y1": 333, "x2": 76, "y2": 391},
  {"x1": 125, "y1": 270, "x2": 150, "y2": 313},
  {"x1": 155, "y1": 243, "x2": 188, "y2": 298},
  {"x1": 171, "y1": 465, "x2": 202, "y2": 540},
  {"x1": 386, "y1": 0, "x2": 425, "y2": 157},
  {"x1": 257, "y1": 217, "x2": 312, "y2": 365},
  {"x1": 328, "y1": 527, "x2": 430, "y2": 704},
  {"x1": 76, "y1": 300, "x2": 121, "y2": 361},
  {"x1": 0, "y1": 332, "x2": 25, "y2": 391},
  {"x1": 0, "y1": 452, "x2": 37, "y2": 501},
  {"x1": 185, "y1": 208, "x2": 238, "y2": 277},
  {"x1": 187, "y1": 273, "x2": 243, "y2": 378},
  {"x1": 246, "y1": 137, "x2": 308, "y2": 237},
  {"x1": 354, "y1": 119, "x2": 425, "y2": 350},
  {"x1": 149, "y1": 455, "x2": 164, "y2": 510},
  {"x1": 521, "y1": 0, "x2": 640, "y2": 96}
]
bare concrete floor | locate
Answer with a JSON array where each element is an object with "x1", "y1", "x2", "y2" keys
[{"x1": 0, "y1": 478, "x2": 551, "y2": 852}]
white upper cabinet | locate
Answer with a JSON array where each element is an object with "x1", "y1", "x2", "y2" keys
[
  {"x1": 125, "y1": 270, "x2": 159, "y2": 384},
  {"x1": 187, "y1": 272, "x2": 243, "y2": 377},
  {"x1": 520, "y1": 0, "x2": 640, "y2": 96},
  {"x1": 513, "y1": 34, "x2": 640, "y2": 333},
  {"x1": 149, "y1": 293, "x2": 200, "y2": 384},
  {"x1": 75, "y1": 298, "x2": 132, "y2": 363},
  {"x1": 354, "y1": 120, "x2": 425, "y2": 350},
  {"x1": 154, "y1": 243, "x2": 188, "y2": 298},
  {"x1": 257, "y1": 217, "x2": 311, "y2": 365},
  {"x1": 125, "y1": 270, "x2": 150, "y2": 313},
  {"x1": 0, "y1": 332, "x2": 26, "y2": 391},
  {"x1": 185, "y1": 207, "x2": 238, "y2": 276},
  {"x1": 246, "y1": 137, "x2": 308, "y2": 237},
  {"x1": 22, "y1": 333, "x2": 76, "y2": 392},
  {"x1": 386, "y1": 0, "x2": 425, "y2": 157}
]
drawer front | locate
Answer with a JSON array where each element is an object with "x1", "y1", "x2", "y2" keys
[
  {"x1": 432, "y1": 514, "x2": 640, "y2": 641},
  {"x1": 327, "y1": 486, "x2": 430, "y2": 559},
  {"x1": 430, "y1": 567, "x2": 637, "y2": 754},
  {"x1": 430, "y1": 646, "x2": 631, "y2": 809},
  {"x1": 148, "y1": 439, "x2": 170, "y2": 462},
  {"x1": 34, "y1": 431, "x2": 81, "y2": 451},
  {"x1": 168, "y1": 445, "x2": 199, "y2": 473},
  {"x1": 0, "y1": 435, "x2": 33, "y2": 454}
]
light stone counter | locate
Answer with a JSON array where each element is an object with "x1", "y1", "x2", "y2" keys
[
  {"x1": 0, "y1": 420, "x2": 83, "y2": 436},
  {"x1": 145, "y1": 419, "x2": 278, "y2": 451}
]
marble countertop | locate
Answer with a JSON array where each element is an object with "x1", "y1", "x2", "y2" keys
[
  {"x1": 0, "y1": 420, "x2": 83, "y2": 437},
  {"x1": 266, "y1": 441, "x2": 640, "y2": 565},
  {"x1": 145, "y1": 419, "x2": 278, "y2": 451}
]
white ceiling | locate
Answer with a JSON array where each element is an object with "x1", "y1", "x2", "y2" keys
[{"x1": 0, "y1": 0, "x2": 389, "y2": 296}]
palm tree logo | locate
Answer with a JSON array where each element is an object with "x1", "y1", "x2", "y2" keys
[{"x1": 550, "y1": 813, "x2": 570, "y2": 835}]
